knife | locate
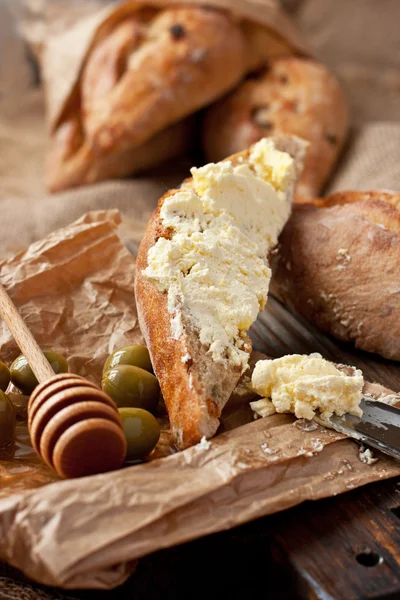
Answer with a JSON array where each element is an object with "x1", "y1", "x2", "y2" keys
[{"x1": 327, "y1": 399, "x2": 400, "y2": 462}]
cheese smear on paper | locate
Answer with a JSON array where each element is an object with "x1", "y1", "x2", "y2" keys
[
  {"x1": 144, "y1": 139, "x2": 296, "y2": 371},
  {"x1": 251, "y1": 353, "x2": 364, "y2": 420}
]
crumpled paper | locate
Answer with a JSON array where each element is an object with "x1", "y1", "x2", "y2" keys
[
  {"x1": 0, "y1": 210, "x2": 143, "y2": 381},
  {"x1": 0, "y1": 209, "x2": 145, "y2": 500},
  {"x1": 0, "y1": 211, "x2": 399, "y2": 589}
]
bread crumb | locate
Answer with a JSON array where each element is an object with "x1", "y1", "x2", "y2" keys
[
  {"x1": 359, "y1": 445, "x2": 379, "y2": 465},
  {"x1": 233, "y1": 375, "x2": 252, "y2": 397},
  {"x1": 311, "y1": 438, "x2": 324, "y2": 452},
  {"x1": 294, "y1": 419, "x2": 319, "y2": 432},
  {"x1": 191, "y1": 47, "x2": 207, "y2": 62},
  {"x1": 339, "y1": 316, "x2": 352, "y2": 327},
  {"x1": 196, "y1": 436, "x2": 211, "y2": 450},
  {"x1": 237, "y1": 461, "x2": 248, "y2": 469},
  {"x1": 260, "y1": 442, "x2": 277, "y2": 455},
  {"x1": 170, "y1": 311, "x2": 184, "y2": 340},
  {"x1": 320, "y1": 291, "x2": 334, "y2": 302},
  {"x1": 250, "y1": 397, "x2": 276, "y2": 418},
  {"x1": 337, "y1": 248, "x2": 351, "y2": 262},
  {"x1": 341, "y1": 458, "x2": 353, "y2": 471}
]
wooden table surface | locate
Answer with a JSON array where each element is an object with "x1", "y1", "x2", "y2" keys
[{"x1": 1, "y1": 296, "x2": 399, "y2": 600}]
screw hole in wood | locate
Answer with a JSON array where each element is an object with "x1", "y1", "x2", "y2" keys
[
  {"x1": 356, "y1": 548, "x2": 383, "y2": 567},
  {"x1": 391, "y1": 506, "x2": 400, "y2": 520}
]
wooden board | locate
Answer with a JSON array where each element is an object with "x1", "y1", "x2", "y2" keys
[{"x1": 1, "y1": 295, "x2": 399, "y2": 600}]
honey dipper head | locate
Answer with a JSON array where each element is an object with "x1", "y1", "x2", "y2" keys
[{"x1": 28, "y1": 373, "x2": 127, "y2": 478}]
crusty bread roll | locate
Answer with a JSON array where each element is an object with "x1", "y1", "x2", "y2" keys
[
  {"x1": 203, "y1": 58, "x2": 349, "y2": 202},
  {"x1": 135, "y1": 135, "x2": 306, "y2": 449},
  {"x1": 82, "y1": 7, "x2": 249, "y2": 153},
  {"x1": 273, "y1": 190, "x2": 400, "y2": 361},
  {"x1": 47, "y1": 6, "x2": 287, "y2": 192},
  {"x1": 46, "y1": 116, "x2": 193, "y2": 193}
]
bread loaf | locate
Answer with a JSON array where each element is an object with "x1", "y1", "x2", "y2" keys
[
  {"x1": 135, "y1": 135, "x2": 306, "y2": 449},
  {"x1": 47, "y1": 6, "x2": 302, "y2": 192},
  {"x1": 203, "y1": 58, "x2": 348, "y2": 202},
  {"x1": 273, "y1": 191, "x2": 400, "y2": 360}
]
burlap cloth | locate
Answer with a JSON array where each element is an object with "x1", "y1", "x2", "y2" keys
[{"x1": 1, "y1": 0, "x2": 399, "y2": 256}]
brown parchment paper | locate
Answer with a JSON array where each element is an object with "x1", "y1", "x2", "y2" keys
[
  {"x1": 0, "y1": 210, "x2": 143, "y2": 381},
  {"x1": 0, "y1": 209, "x2": 144, "y2": 498},
  {"x1": 0, "y1": 210, "x2": 399, "y2": 589}
]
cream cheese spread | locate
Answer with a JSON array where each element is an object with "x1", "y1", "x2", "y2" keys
[
  {"x1": 144, "y1": 139, "x2": 296, "y2": 371},
  {"x1": 251, "y1": 353, "x2": 364, "y2": 420}
]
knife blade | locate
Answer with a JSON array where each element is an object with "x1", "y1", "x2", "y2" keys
[{"x1": 327, "y1": 399, "x2": 400, "y2": 462}]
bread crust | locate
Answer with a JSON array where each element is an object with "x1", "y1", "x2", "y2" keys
[
  {"x1": 203, "y1": 58, "x2": 348, "y2": 202},
  {"x1": 46, "y1": 117, "x2": 192, "y2": 193},
  {"x1": 135, "y1": 189, "x2": 245, "y2": 450},
  {"x1": 83, "y1": 7, "x2": 247, "y2": 153},
  {"x1": 273, "y1": 190, "x2": 400, "y2": 360}
]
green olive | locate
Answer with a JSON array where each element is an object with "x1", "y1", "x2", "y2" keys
[
  {"x1": 0, "y1": 362, "x2": 10, "y2": 392},
  {"x1": 101, "y1": 364, "x2": 159, "y2": 412},
  {"x1": 119, "y1": 407, "x2": 160, "y2": 459},
  {"x1": 10, "y1": 350, "x2": 68, "y2": 395},
  {"x1": 103, "y1": 345, "x2": 153, "y2": 377},
  {"x1": 0, "y1": 390, "x2": 16, "y2": 447},
  {"x1": 7, "y1": 393, "x2": 29, "y2": 420}
]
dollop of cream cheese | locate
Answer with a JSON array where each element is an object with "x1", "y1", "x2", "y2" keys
[
  {"x1": 251, "y1": 353, "x2": 364, "y2": 420},
  {"x1": 144, "y1": 139, "x2": 296, "y2": 370}
]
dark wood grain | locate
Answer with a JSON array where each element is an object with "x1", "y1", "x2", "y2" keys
[{"x1": 268, "y1": 477, "x2": 400, "y2": 600}]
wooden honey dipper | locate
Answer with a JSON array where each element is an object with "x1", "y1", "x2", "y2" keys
[{"x1": 0, "y1": 283, "x2": 127, "y2": 478}]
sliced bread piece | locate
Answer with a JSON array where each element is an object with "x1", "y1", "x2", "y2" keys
[{"x1": 135, "y1": 136, "x2": 306, "y2": 449}]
